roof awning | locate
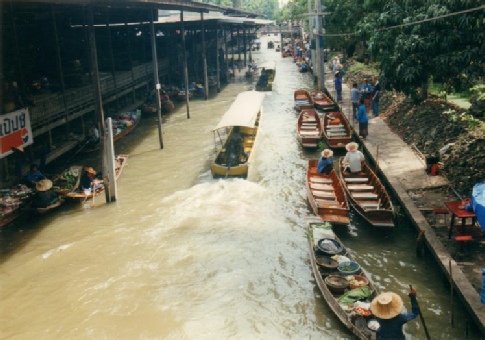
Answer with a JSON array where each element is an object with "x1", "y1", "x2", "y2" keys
[{"x1": 214, "y1": 91, "x2": 265, "y2": 130}]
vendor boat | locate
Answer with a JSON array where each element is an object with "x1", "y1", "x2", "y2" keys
[
  {"x1": 255, "y1": 61, "x2": 276, "y2": 92},
  {"x1": 338, "y1": 158, "x2": 394, "y2": 227},
  {"x1": 211, "y1": 91, "x2": 265, "y2": 178},
  {"x1": 307, "y1": 216, "x2": 378, "y2": 339},
  {"x1": 54, "y1": 154, "x2": 128, "y2": 200},
  {"x1": 297, "y1": 109, "x2": 323, "y2": 149},
  {"x1": 0, "y1": 185, "x2": 33, "y2": 228},
  {"x1": 307, "y1": 160, "x2": 350, "y2": 225},
  {"x1": 82, "y1": 111, "x2": 141, "y2": 153}
]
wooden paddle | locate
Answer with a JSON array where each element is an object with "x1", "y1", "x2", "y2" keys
[{"x1": 410, "y1": 284, "x2": 431, "y2": 340}]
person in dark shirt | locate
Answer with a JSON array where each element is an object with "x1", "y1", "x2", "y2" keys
[
  {"x1": 80, "y1": 167, "x2": 99, "y2": 193},
  {"x1": 224, "y1": 127, "x2": 244, "y2": 167},
  {"x1": 317, "y1": 149, "x2": 334, "y2": 175},
  {"x1": 25, "y1": 164, "x2": 46, "y2": 188},
  {"x1": 372, "y1": 75, "x2": 382, "y2": 117},
  {"x1": 32, "y1": 179, "x2": 59, "y2": 208},
  {"x1": 370, "y1": 288, "x2": 419, "y2": 340}
]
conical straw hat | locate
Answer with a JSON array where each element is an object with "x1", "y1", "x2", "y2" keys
[
  {"x1": 36, "y1": 179, "x2": 53, "y2": 192},
  {"x1": 370, "y1": 292, "x2": 404, "y2": 319}
]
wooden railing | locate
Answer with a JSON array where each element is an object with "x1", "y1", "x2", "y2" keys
[{"x1": 29, "y1": 59, "x2": 168, "y2": 134}]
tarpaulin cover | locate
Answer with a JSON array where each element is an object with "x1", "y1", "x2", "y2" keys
[
  {"x1": 213, "y1": 91, "x2": 265, "y2": 130},
  {"x1": 471, "y1": 182, "x2": 485, "y2": 231}
]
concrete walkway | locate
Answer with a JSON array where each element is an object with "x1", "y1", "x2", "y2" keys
[{"x1": 324, "y1": 75, "x2": 485, "y2": 335}]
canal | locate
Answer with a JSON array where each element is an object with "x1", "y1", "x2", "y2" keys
[{"x1": 0, "y1": 34, "x2": 481, "y2": 339}]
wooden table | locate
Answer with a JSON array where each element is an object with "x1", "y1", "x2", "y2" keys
[{"x1": 445, "y1": 201, "x2": 477, "y2": 239}]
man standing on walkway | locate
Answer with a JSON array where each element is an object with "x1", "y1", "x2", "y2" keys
[
  {"x1": 350, "y1": 83, "x2": 361, "y2": 120},
  {"x1": 334, "y1": 71, "x2": 343, "y2": 102}
]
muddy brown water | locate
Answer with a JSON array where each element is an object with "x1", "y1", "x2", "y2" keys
[{"x1": 0, "y1": 35, "x2": 481, "y2": 339}]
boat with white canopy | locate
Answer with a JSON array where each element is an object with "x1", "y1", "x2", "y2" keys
[
  {"x1": 211, "y1": 91, "x2": 265, "y2": 178},
  {"x1": 256, "y1": 61, "x2": 276, "y2": 91}
]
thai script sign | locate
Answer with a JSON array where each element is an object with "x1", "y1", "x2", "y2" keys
[{"x1": 0, "y1": 108, "x2": 33, "y2": 159}]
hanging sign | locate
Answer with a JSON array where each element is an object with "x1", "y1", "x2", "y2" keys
[{"x1": 0, "y1": 108, "x2": 33, "y2": 159}]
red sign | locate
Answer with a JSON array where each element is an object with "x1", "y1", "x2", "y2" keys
[{"x1": 0, "y1": 108, "x2": 33, "y2": 158}]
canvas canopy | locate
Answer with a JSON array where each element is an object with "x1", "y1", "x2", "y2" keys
[
  {"x1": 259, "y1": 61, "x2": 276, "y2": 71},
  {"x1": 214, "y1": 91, "x2": 265, "y2": 130}
]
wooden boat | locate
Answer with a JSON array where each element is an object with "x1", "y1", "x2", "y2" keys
[
  {"x1": 211, "y1": 91, "x2": 265, "y2": 178},
  {"x1": 255, "y1": 61, "x2": 276, "y2": 92},
  {"x1": 294, "y1": 89, "x2": 314, "y2": 111},
  {"x1": 307, "y1": 216, "x2": 378, "y2": 340},
  {"x1": 323, "y1": 111, "x2": 353, "y2": 149},
  {"x1": 0, "y1": 185, "x2": 33, "y2": 228},
  {"x1": 297, "y1": 109, "x2": 323, "y2": 148},
  {"x1": 338, "y1": 158, "x2": 394, "y2": 227},
  {"x1": 82, "y1": 111, "x2": 141, "y2": 153},
  {"x1": 306, "y1": 160, "x2": 350, "y2": 225},
  {"x1": 54, "y1": 154, "x2": 128, "y2": 200},
  {"x1": 311, "y1": 90, "x2": 339, "y2": 112},
  {"x1": 34, "y1": 198, "x2": 64, "y2": 214}
]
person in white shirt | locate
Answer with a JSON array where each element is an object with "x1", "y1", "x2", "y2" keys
[{"x1": 342, "y1": 142, "x2": 365, "y2": 173}]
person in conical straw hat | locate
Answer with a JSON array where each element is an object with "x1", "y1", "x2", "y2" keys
[
  {"x1": 32, "y1": 179, "x2": 60, "y2": 209},
  {"x1": 342, "y1": 142, "x2": 365, "y2": 174},
  {"x1": 317, "y1": 149, "x2": 334, "y2": 175},
  {"x1": 370, "y1": 287, "x2": 419, "y2": 339}
]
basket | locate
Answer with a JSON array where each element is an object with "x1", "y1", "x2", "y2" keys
[
  {"x1": 337, "y1": 261, "x2": 361, "y2": 275},
  {"x1": 347, "y1": 275, "x2": 369, "y2": 289},
  {"x1": 324, "y1": 274, "x2": 349, "y2": 294},
  {"x1": 317, "y1": 238, "x2": 343, "y2": 256},
  {"x1": 316, "y1": 256, "x2": 339, "y2": 269}
]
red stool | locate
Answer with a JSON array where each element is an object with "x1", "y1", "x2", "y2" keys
[
  {"x1": 454, "y1": 235, "x2": 473, "y2": 252},
  {"x1": 432, "y1": 208, "x2": 449, "y2": 226}
]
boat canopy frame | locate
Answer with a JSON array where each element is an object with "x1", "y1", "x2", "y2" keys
[{"x1": 213, "y1": 91, "x2": 265, "y2": 131}]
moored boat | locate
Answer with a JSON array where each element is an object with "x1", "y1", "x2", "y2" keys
[
  {"x1": 297, "y1": 108, "x2": 323, "y2": 149},
  {"x1": 82, "y1": 111, "x2": 141, "y2": 153},
  {"x1": 311, "y1": 90, "x2": 339, "y2": 112},
  {"x1": 211, "y1": 91, "x2": 265, "y2": 178},
  {"x1": 294, "y1": 89, "x2": 314, "y2": 111},
  {"x1": 323, "y1": 111, "x2": 353, "y2": 149},
  {"x1": 0, "y1": 185, "x2": 33, "y2": 228},
  {"x1": 307, "y1": 216, "x2": 378, "y2": 339},
  {"x1": 338, "y1": 158, "x2": 394, "y2": 227},
  {"x1": 306, "y1": 160, "x2": 350, "y2": 225}
]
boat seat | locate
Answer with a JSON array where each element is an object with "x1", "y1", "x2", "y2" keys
[
  {"x1": 327, "y1": 132, "x2": 348, "y2": 136},
  {"x1": 309, "y1": 182, "x2": 333, "y2": 191},
  {"x1": 348, "y1": 185, "x2": 374, "y2": 191},
  {"x1": 352, "y1": 192, "x2": 378, "y2": 199},
  {"x1": 302, "y1": 122, "x2": 317, "y2": 126},
  {"x1": 315, "y1": 199, "x2": 340, "y2": 207},
  {"x1": 344, "y1": 177, "x2": 369, "y2": 183},
  {"x1": 300, "y1": 131, "x2": 319, "y2": 136},
  {"x1": 326, "y1": 124, "x2": 345, "y2": 129},
  {"x1": 357, "y1": 200, "x2": 381, "y2": 209},
  {"x1": 312, "y1": 190, "x2": 336, "y2": 198},
  {"x1": 310, "y1": 183, "x2": 334, "y2": 190},
  {"x1": 310, "y1": 177, "x2": 333, "y2": 184}
]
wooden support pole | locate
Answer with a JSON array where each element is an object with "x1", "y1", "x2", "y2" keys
[
  {"x1": 225, "y1": 27, "x2": 230, "y2": 82},
  {"x1": 243, "y1": 27, "x2": 247, "y2": 67},
  {"x1": 51, "y1": 6, "x2": 70, "y2": 135},
  {"x1": 216, "y1": 27, "x2": 221, "y2": 93},
  {"x1": 150, "y1": 10, "x2": 164, "y2": 149},
  {"x1": 124, "y1": 11, "x2": 136, "y2": 104},
  {"x1": 180, "y1": 10, "x2": 190, "y2": 119},
  {"x1": 237, "y1": 27, "x2": 241, "y2": 68},
  {"x1": 106, "y1": 8, "x2": 119, "y2": 110},
  {"x1": 200, "y1": 12, "x2": 209, "y2": 100},
  {"x1": 87, "y1": 5, "x2": 110, "y2": 201}
]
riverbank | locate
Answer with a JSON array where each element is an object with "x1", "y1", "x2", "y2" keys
[{"x1": 325, "y1": 73, "x2": 485, "y2": 336}]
